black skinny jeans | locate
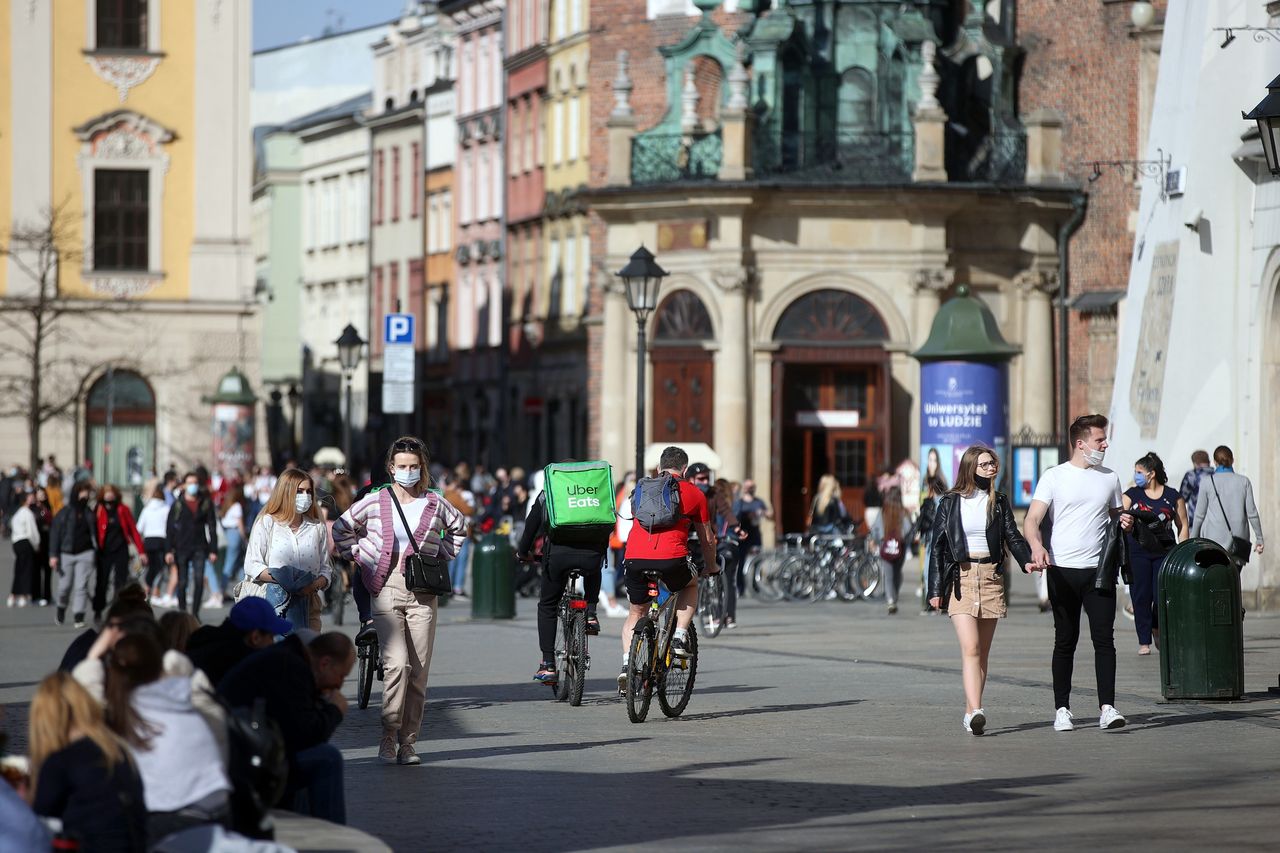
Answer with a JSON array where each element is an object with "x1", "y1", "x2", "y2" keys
[
  {"x1": 537, "y1": 553, "x2": 603, "y2": 660},
  {"x1": 174, "y1": 550, "x2": 206, "y2": 619},
  {"x1": 1047, "y1": 566, "x2": 1117, "y2": 710},
  {"x1": 143, "y1": 538, "x2": 168, "y2": 591},
  {"x1": 93, "y1": 546, "x2": 131, "y2": 615}
]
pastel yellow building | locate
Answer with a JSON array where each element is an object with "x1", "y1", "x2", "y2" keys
[{"x1": 0, "y1": 0, "x2": 257, "y2": 483}]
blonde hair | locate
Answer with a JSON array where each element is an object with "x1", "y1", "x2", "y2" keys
[
  {"x1": 29, "y1": 672, "x2": 129, "y2": 794},
  {"x1": 814, "y1": 475, "x2": 841, "y2": 515},
  {"x1": 262, "y1": 468, "x2": 321, "y2": 526}
]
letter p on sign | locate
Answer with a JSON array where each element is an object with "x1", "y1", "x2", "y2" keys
[{"x1": 384, "y1": 313, "x2": 415, "y2": 346}]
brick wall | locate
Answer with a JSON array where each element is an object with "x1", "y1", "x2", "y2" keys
[{"x1": 1018, "y1": 0, "x2": 1167, "y2": 423}]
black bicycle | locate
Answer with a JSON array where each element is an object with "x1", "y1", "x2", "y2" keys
[
  {"x1": 548, "y1": 567, "x2": 591, "y2": 706},
  {"x1": 624, "y1": 568, "x2": 698, "y2": 723},
  {"x1": 696, "y1": 555, "x2": 727, "y2": 638},
  {"x1": 355, "y1": 628, "x2": 383, "y2": 710}
]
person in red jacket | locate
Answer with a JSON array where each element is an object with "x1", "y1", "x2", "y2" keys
[{"x1": 92, "y1": 483, "x2": 144, "y2": 625}]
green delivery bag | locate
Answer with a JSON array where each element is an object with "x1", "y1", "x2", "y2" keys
[{"x1": 543, "y1": 461, "x2": 616, "y2": 541}]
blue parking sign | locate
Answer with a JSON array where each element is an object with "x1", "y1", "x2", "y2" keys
[{"x1": 384, "y1": 313, "x2": 415, "y2": 346}]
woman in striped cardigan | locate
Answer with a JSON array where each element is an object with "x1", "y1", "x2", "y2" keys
[{"x1": 333, "y1": 436, "x2": 466, "y2": 766}]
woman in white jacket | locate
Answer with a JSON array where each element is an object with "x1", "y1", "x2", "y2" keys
[
  {"x1": 237, "y1": 468, "x2": 334, "y2": 633},
  {"x1": 9, "y1": 490, "x2": 40, "y2": 607},
  {"x1": 136, "y1": 484, "x2": 171, "y2": 604}
]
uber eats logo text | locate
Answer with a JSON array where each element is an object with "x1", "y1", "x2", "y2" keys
[{"x1": 566, "y1": 483, "x2": 602, "y2": 508}]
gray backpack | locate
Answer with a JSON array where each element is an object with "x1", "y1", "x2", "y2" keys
[{"x1": 630, "y1": 473, "x2": 682, "y2": 532}]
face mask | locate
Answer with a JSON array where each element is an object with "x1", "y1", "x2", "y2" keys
[
  {"x1": 974, "y1": 475, "x2": 992, "y2": 489},
  {"x1": 394, "y1": 468, "x2": 422, "y2": 487},
  {"x1": 1133, "y1": 472, "x2": 1148, "y2": 488},
  {"x1": 1082, "y1": 447, "x2": 1105, "y2": 467},
  {"x1": 294, "y1": 493, "x2": 313, "y2": 513},
  {"x1": 75, "y1": 493, "x2": 89, "y2": 505},
  {"x1": 185, "y1": 483, "x2": 199, "y2": 497},
  {"x1": 104, "y1": 496, "x2": 117, "y2": 505}
]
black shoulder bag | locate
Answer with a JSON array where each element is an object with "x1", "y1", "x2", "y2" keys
[
  {"x1": 1208, "y1": 473, "x2": 1252, "y2": 564},
  {"x1": 391, "y1": 494, "x2": 452, "y2": 595}
]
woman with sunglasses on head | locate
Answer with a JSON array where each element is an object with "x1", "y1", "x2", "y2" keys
[
  {"x1": 333, "y1": 437, "x2": 467, "y2": 766},
  {"x1": 238, "y1": 469, "x2": 335, "y2": 634},
  {"x1": 927, "y1": 446, "x2": 1032, "y2": 735}
]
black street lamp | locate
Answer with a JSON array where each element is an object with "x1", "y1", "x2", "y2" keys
[
  {"x1": 335, "y1": 324, "x2": 365, "y2": 470},
  {"x1": 616, "y1": 246, "x2": 668, "y2": 478},
  {"x1": 1245, "y1": 75, "x2": 1280, "y2": 176}
]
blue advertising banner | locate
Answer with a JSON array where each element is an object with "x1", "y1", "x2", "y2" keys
[{"x1": 919, "y1": 361, "x2": 1009, "y2": 490}]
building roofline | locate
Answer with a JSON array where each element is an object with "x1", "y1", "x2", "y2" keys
[{"x1": 253, "y1": 20, "x2": 393, "y2": 56}]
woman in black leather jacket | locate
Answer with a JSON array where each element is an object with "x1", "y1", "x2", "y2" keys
[{"x1": 927, "y1": 445, "x2": 1032, "y2": 736}]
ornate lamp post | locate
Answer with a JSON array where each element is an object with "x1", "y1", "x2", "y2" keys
[
  {"x1": 616, "y1": 246, "x2": 669, "y2": 477},
  {"x1": 1245, "y1": 75, "x2": 1280, "y2": 177},
  {"x1": 335, "y1": 324, "x2": 365, "y2": 471}
]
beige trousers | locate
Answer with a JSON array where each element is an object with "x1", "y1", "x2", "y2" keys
[{"x1": 372, "y1": 570, "x2": 438, "y2": 745}]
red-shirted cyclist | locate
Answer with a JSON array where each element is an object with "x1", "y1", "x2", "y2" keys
[{"x1": 617, "y1": 446, "x2": 719, "y2": 694}]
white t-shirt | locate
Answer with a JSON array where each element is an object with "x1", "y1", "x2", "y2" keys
[
  {"x1": 221, "y1": 502, "x2": 243, "y2": 530},
  {"x1": 392, "y1": 496, "x2": 430, "y2": 563},
  {"x1": 960, "y1": 492, "x2": 991, "y2": 557},
  {"x1": 1031, "y1": 462, "x2": 1123, "y2": 569}
]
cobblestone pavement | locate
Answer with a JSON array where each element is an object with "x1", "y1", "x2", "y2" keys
[{"x1": 2, "y1": 554, "x2": 1278, "y2": 852}]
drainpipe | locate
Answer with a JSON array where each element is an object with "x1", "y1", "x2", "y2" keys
[{"x1": 1057, "y1": 191, "x2": 1088, "y2": 446}]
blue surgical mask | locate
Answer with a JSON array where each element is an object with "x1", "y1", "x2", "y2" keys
[
  {"x1": 185, "y1": 483, "x2": 199, "y2": 497},
  {"x1": 1133, "y1": 472, "x2": 1148, "y2": 487},
  {"x1": 394, "y1": 468, "x2": 422, "y2": 487}
]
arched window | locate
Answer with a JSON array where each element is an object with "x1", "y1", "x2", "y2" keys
[
  {"x1": 773, "y1": 289, "x2": 888, "y2": 344},
  {"x1": 86, "y1": 369, "x2": 156, "y2": 488},
  {"x1": 654, "y1": 290, "x2": 713, "y2": 341},
  {"x1": 838, "y1": 67, "x2": 875, "y2": 130},
  {"x1": 689, "y1": 55, "x2": 723, "y2": 130}
]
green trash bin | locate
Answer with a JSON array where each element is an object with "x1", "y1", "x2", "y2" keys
[
  {"x1": 1158, "y1": 538, "x2": 1244, "y2": 700},
  {"x1": 471, "y1": 534, "x2": 516, "y2": 619}
]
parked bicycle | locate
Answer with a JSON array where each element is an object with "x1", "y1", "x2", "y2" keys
[
  {"x1": 697, "y1": 555, "x2": 728, "y2": 638},
  {"x1": 750, "y1": 529, "x2": 880, "y2": 603},
  {"x1": 624, "y1": 569, "x2": 698, "y2": 723},
  {"x1": 547, "y1": 566, "x2": 591, "y2": 706}
]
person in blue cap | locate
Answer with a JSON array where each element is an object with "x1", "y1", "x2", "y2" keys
[{"x1": 186, "y1": 597, "x2": 289, "y2": 686}]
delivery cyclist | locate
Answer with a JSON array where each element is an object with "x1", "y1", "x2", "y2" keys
[{"x1": 619, "y1": 446, "x2": 719, "y2": 693}]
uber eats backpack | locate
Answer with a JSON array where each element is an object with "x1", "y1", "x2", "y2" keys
[
  {"x1": 631, "y1": 472, "x2": 682, "y2": 532},
  {"x1": 543, "y1": 461, "x2": 616, "y2": 543}
]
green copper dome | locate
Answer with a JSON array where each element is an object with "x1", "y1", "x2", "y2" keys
[{"x1": 912, "y1": 284, "x2": 1021, "y2": 362}]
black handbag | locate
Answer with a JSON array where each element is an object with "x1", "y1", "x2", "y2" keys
[
  {"x1": 1208, "y1": 473, "x2": 1252, "y2": 564},
  {"x1": 218, "y1": 695, "x2": 287, "y2": 840},
  {"x1": 391, "y1": 494, "x2": 452, "y2": 596}
]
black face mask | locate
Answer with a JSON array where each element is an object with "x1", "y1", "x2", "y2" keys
[{"x1": 974, "y1": 475, "x2": 992, "y2": 490}]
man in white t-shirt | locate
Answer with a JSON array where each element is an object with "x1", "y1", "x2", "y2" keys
[{"x1": 1024, "y1": 414, "x2": 1133, "y2": 733}]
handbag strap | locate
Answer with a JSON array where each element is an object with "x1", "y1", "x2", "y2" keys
[
  {"x1": 1208, "y1": 473, "x2": 1236, "y2": 536},
  {"x1": 389, "y1": 490, "x2": 425, "y2": 557}
]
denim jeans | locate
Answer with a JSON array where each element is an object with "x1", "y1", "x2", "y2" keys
[
  {"x1": 449, "y1": 537, "x2": 471, "y2": 593},
  {"x1": 288, "y1": 743, "x2": 345, "y2": 825},
  {"x1": 220, "y1": 527, "x2": 244, "y2": 593},
  {"x1": 262, "y1": 566, "x2": 317, "y2": 634}
]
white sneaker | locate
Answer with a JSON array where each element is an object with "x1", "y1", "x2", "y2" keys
[
  {"x1": 378, "y1": 735, "x2": 398, "y2": 765},
  {"x1": 1053, "y1": 707, "x2": 1074, "y2": 732},
  {"x1": 963, "y1": 709, "x2": 986, "y2": 736},
  {"x1": 397, "y1": 744, "x2": 421, "y2": 765},
  {"x1": 5, "y1": 595, "x2": 13, "y2": 607},
  {"x1": 1099, "y1": 705, "x2": 1126, "y2": 730}
]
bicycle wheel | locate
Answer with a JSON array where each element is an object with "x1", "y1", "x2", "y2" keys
[
  {"x1": 699, "y1": 574, "x2": 724, "y2": 638},
  {"x1": 333, "y1": 571, "x2": 347, "y2": 626},
  {"x1": 356, "y1": 642, "x2": 375, "y2": 710},
  {"x1": 834, "y1": 551, "x2": 863, "y2": 601},
  {"x1": 657, "y1": 622, "x2": 698, "y2": 718},
  {"x1": 625, "y1": 620, "x2": 655, "y2": 723},
  {"x1": 857, "y1": 554, "x2": 881, "y2": 599},
  {"x1": 553, "y1": 608, "x2": 571, "y2": 701},
  {"x1": 566, "y1": 611, "x2": 587, "y2": 707}
]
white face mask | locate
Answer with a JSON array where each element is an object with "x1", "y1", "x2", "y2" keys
[
  {"x1": 1082, "y1": 446, "x2": 1106, "y2": 467},
  {"x1": 394, "y1": 468, "x2": 422, "y2": 487},
  {"x1": 294, "y1": 493, "x2": 313, "y2": 513}
]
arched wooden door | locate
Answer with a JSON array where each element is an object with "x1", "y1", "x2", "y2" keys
[
  {"x1": 86, "y1": 369, "x2": 156, "y2": 489},
  {"x1": 650, "y1": 290, "x2": 715, "y2": 446},
  {"x1": 771, "y1": 289, "x2": 890, "y2": 534}
]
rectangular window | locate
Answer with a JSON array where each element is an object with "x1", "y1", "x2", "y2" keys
[
  {"x1": 93, "y1": 169, "x2": 148, "y2": 271},
  {"x1": 436, "y1": 289, "x2": 449, "y2": 356},
  {"x1": 571, "y1": 0, "x2": 583, "y2": 34},
  {"x1": 391, "y1": 147, "x2": 401, "y2": 222},
  {"x1": 563, "y1": 232, "x2": 577, "y2": 316},
  {"x1": 374, "y1": 151, "x2": 385, "y2": 225},
  {"x1": 372, "y1": 266, "x2": 384, "y2": 357},
  {"x1": 97, "y1": 0, "x2": 146, "y2": 50},
  {"x1": 555, "y1": 0, "x2": 567, "y2": 40},
  {"x1": 440, "y1": 191, "x2": 452, "y2": 250},
  {"x1": 411, "y1": 143, "x2": 421, "y2": 219},
  {"x1": 390, "y1": 260, "x2": 400, "y2": 308},
  {"x1": 568, "y1": 96, "x2": 580, "y2": 160},
  {"x1": 552, "y1": 101, "x2": 563, "y2": 164}
]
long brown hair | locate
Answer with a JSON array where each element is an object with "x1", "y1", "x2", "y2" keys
[
  {"x1": 103, "y1": 633, "x2": 164, "y2": 749},
  {"x1": 950, "y1": 445, "x2": 999, "y2": 517},
  {"x1": 220, "y1": 483, "x2": 246, "y2": 517},
  {"x1": 262, "y1": 468, "x2": 321, "y2": 526},
  {"x1": 330, "y1": 472, "x2": 355, "y2": 514},
  {"x1": 29, "y1": 672, "x2": 129, "y2": 793},
  {"x1": 881, "y1": 486, "x2": 905, "y2": 538}
]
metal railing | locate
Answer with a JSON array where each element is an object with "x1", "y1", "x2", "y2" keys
[
  {"x1": 753, "y1": 126, "x2": 913, "y2": 183},
  {"x1": 630, "y1": 130, "x2": 723, "y2": 185}
]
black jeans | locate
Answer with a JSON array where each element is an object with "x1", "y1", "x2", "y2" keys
[
  {"x1": 144, "y1": 538, "x2": 168, "y2": 591},
  {"x1": 537, "y1": 553, "x2": 603, "y2": 660},
  {"x1": 1047, "y1": 565, "x2": 1117, "y2": 710},
  {"x1": 175, "y1": 550, "x2": 206, "y2": 619},
  {"x1": 93, "y1": 546, "x2": 132, "y2": 615}
]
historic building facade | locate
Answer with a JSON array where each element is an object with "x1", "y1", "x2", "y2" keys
[
  {"x1": 586, "y1": 1, "x2": 1076, "y2": 534},
  {"x1": 0, "y1": 0, "x2": 257, "y2": 482}
]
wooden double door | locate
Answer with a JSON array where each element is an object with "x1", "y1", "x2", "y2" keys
[{"x1": 650, "y1": 348, "x2": 714, "y2": 446}]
